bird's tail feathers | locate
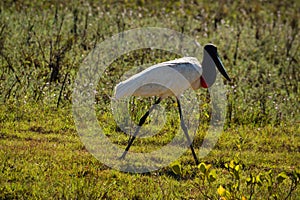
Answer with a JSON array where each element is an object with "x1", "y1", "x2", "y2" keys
[{"x1": 114, "y1": 81, "x2": 134, "y2": 100}]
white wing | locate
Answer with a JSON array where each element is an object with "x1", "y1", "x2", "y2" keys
[{"x1": 114, "y1": 57, "x2": 202, "y2": 99}]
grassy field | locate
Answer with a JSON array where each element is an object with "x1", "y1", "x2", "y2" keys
[{"x1": 0, "y1": 0, "x2": 299, "y2": 199}]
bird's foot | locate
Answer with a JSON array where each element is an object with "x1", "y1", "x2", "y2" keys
[{"x1": 118, "y1": 152, "x2": 127, "y2": 160}]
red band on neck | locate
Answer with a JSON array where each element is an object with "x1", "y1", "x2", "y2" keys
[{"x1": 200, "y1": 76, "x2": 208, "y2": 88}]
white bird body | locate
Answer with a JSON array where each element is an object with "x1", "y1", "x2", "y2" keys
[
  {"x1": 114, "y1": 57, "x2": 203, "y2": 99},
  {"x1": 115, "y1": 44, "x2": 231, "y2": 164}
]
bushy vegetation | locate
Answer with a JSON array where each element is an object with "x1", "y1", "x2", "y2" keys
[{"x1": 0, "y1": 0, "x2": 299, "y2": 199}]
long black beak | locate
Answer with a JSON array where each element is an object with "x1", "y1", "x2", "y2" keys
[
  {"x1": 213, "y1": 53, "x2": 231, "y2": 81},
  {"x1": 204, "y1": 44, "x2": 231, "y2": 82}
]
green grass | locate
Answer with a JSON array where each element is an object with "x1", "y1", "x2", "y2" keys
[
  {"x1": 0, "y1": 0, "x2": 299, "y2": 199},
  {"x1": 0, "y1": 103, "x2": 299, "y2": 199}
]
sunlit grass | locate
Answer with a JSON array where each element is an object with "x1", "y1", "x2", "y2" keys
[{"x1": 1, "y1": 103, "x2": 299, "y2": 199}]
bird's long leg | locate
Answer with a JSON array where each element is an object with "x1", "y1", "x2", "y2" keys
[
  {"x1": 176, "y1": 97, "x2": 199, "y2": 165},
  {"x1": 119, "y1": 97, "x2": 162, "y2": 160}
]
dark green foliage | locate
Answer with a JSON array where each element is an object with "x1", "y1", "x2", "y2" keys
[{"x1": 0, "y1": 0, "x2": 298, "y2": 125}]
